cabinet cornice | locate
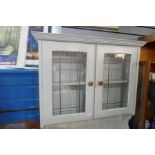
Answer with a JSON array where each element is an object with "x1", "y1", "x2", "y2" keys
[{"x1": 32, "y1": 32, "x2": 146, "y2": 47}]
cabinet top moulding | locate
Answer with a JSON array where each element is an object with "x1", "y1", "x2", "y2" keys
[{"x1": 32, "y1": 32, "x2": 146, "y2": 47}]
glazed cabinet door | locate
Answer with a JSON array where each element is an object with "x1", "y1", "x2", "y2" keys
[
  {"x1": 40, "y1": 41, "x2": 95, "y2": 128},
  {"x1": 95, "y1": 45, "x2": 139, "y2": 118}
]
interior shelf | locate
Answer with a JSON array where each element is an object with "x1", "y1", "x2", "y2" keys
[
  {"x1": 53, "y1": 81, "x2": 86, "y2": 86},
  {"x1": 52, "y1": 80, "x2": 128, "y2": 86},
  {"x1": 104, "y1": 80, "x2": 128, "y2": 84}
]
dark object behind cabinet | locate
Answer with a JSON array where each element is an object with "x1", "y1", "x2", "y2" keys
[{"x1": 149, "y1": 82, "x2": 155, "y2": 107}]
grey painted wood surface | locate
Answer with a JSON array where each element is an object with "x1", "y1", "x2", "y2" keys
[
  {"x1": 62, "y1": 26, "x2": 155, "y2": 39},
  {"x1": 32, "y1": 32, "x2": 145, "y2": 47}
]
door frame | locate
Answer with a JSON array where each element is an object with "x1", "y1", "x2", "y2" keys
[
  {"x1": 39, "y1": 41, "x2": 96, "y2": 128},
  {"x1": 95, "y1": 45, "x2": 139, "y2": 118}
]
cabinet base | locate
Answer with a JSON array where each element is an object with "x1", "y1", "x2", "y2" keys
[{"x1": 45, "y1": 115, "x2": 131, "y2": 129}]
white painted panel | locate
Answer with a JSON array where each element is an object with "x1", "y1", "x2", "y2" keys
[{"x1": 45, "y1": 115, "x2": 131, "y2": 129}]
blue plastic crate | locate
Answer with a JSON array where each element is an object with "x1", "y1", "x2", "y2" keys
[
  {"x1": 0, "y1": 68, "x2": 39, "y2": 124},
  {"x1": 0, "y1": 109, "x2": 39, "y2": 124}
]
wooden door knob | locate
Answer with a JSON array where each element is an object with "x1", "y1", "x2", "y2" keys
[
  {"x1": 88, "y1": 81, "x2": 94, "y2": 86},
  {"x1": 98, "y1": 81, "x2": 104, "y2": 86}
]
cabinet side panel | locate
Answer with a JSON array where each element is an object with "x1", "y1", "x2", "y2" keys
[
  {"x1": 38, "y1": 40, "x2": 44, "y2": 128},
  {"x1": 132, "y1": 47, "x2": 141, "y2": 115}
]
